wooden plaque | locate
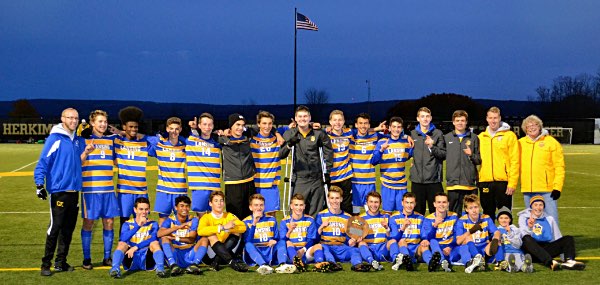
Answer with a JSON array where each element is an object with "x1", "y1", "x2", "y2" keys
[{"x1": 347, "y1": 216, "x2": 369, "y2": 240}]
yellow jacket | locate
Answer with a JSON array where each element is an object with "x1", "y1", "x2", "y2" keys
[
  {"x1": 198, "y1": 212, "x2": 246, "y2": 243},
  {"x1": 478, "y1": 123, "x2": 520, "y2": 188},
  {"x1": 518, "y1": 130, "x2": 565, "y2": 193}
]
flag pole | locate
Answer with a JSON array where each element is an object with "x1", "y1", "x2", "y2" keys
[{"x1": 294, "y1": 7, "x2": 298, "y2": 113}]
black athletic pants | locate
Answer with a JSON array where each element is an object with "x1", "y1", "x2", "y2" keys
[
  {"x1": 448, "y1": 189, "x2": 478, "y2": 215},
  {"x1": 293, "y1": 177, "x2": 325, "y2": 217},
  {"x1": 521, "y1": 235, "x2": 577, "y2": 266},
  {"x1": 412, "y1": 182, "x2": 444, "y2": 215},
  {"x1": 42, "y1": 192, "x2": 79, "y2": 267},
  {"x1": 478, "y1": 181, "x2": 512, "y2": 219},
  {"x1": 331, "y1": 178, "x2": 353, "y2": 214},
  {"x1": 225, "y1": 181, "x2": 256, "y2": 220}
]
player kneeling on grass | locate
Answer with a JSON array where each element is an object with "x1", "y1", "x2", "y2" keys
[
  {"x1": 456, "y1": 194, "x2": 501, "y2": 273},
  {"x1": 197, "y1": 191, "x2": 249, "y2": 272},
  {"x1": 277, "y1": 194, "x2": 331, "y2": 273},
  {"x1": 421, "y1": 192, "x2": 460, "y2": 272},
  {"x1": 109, "y1": 197, "x2": 167, "y2": 278},
  {"x1": 357, "y1": 191, "x2": 391, "y2": 271},
  {"x1": 389, "y1": 192, "x2": 425, "y2": 271},
  {"x1": 495, "y1": 207, "x2": 533, "y2": 273},
  {"x1": 316, "y1": 186, "x2": 366, "y2": 272},
  {"x1": 157, "y1": 196, "x2": 207, "y2": 276},
  {"x1": 242, "y1": 194, "x2": 292, "y2": 275},
  {"x1": 517, "y1": 196, "x2": 585, "y2": 271}
]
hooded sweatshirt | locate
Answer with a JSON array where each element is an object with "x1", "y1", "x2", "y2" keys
[
  {"x1": 478, "y1": 122, "x2": 519, "y2": 188},
  {"x1": 517, "y1": 208, "x2": 562, "y2": 243},
  {"x1": 518, "y1": 129, "x2": 565, "y2": 193}
]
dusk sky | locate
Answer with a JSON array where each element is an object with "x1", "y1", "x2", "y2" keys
[{"x1": 2, "y1": 1, "x2": 600, "y2": 105}]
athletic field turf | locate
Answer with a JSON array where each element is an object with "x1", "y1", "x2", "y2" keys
[{"x1": 0, "y1": 144, "x2": 598, "y2": 284}]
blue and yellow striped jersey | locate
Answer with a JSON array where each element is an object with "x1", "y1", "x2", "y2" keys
[
  {"x1": 160, "y1": 215, "x2": 199, "y2": 249},
  {"x1": 150, "y1": 136, "x2": 187, "y2": 194},
  {"x1": 422, "y1": 211, "x2": 459, "y2": 246},
  {"x1": 185, "y1": 135, "x2": 221, "y2": 191},
  {"x1": 359, "y1": 212, "x2": 390, "y2": 245},
  {"x1": 250, "y1": 133, "x2": 281, "y2": 188},
  {"x1": 242, "y1": 215, "x2": 278, "y2": 247},
  {"x1": 121, "y1": 219, "x2": 158, "y2": 248},
  {"x1": 279, "y1": 215, "x2": 317, "y2": 249},
  {"x1": 327, "y1": 128, "x2": 354, "y2": 183},
  {"x1": 371, "y1": 136, "x2": 413, "y2": 189},
  {"x1": 316, "y1": 209, "x2": 351, "y2": 245},
  {"x1": 82, "y1": 134, "x2": 116, "y2": 194},
  {"x1": 114, "y1": 136, "x2": 153, "y2": 194},
  {"x1": 349, "y1": 131, "x2": 385, "y2": 184},
  {"x1": 389, "y1": 211, "x2": 424, "y2": 244},
  {"x1": 455, "y1": 214, "x2": 498, "y2": 246}
]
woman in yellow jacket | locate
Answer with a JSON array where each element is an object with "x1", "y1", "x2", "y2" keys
[{"x1": 519, "y1": 115, "x2": 565, "y2": 224}]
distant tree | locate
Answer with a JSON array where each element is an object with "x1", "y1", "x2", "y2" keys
[
  {"x1": 8, "y1": 99, "x2": 40, "y2": 118},
  {"x1": 304, "y1": 87, "x2": 329, "y2": 121}
]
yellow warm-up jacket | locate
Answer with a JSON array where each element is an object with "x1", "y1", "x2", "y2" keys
[
  {"x1": 478, "y1": 123, "x2": 520, "y2": 189},
  {"x1": 518, "y1": 130, "x2": 565, "y2": 193},
  {"x1": 198, "y1": 212, "x2": 247, "y2": 243}
]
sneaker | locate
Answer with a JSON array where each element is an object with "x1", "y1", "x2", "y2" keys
[
  {"x1": 230, "y1": 260, "x2": 250, "y2": 272},
  {"x1": 109, "y1": 269, "x2": 121, "y2": 278},
  {"x1": 293, "y1": 256, "x2": 308, "y2": 272},
  {"x1": 391, "y1": 253, "x2": 404, "y2": 271},
  {"x1": 54, "y1": 262, "x2": 74, "y2": 272},
  {"x1": 102, "y1": 258, "x2": 112, "y2": 267},
  {"x1": 351, "y1": 263, "x2": 372, "y2": 272},
  {"x1": 465, "y1": 254, "x2": 483, "y2": 274},
  {"x1": 170, "y1": 264, "x2": 185, "y2": 276},
  {"x1": 478, "y1": 256, "x2": 487, "y2": 272},
  {"x1": 156, "y1": 269, "x2": 168, "y2": 278},
  {"x1": 428, "y1": 252, "x2": 441, "y2": 272},
  {"x1": 185, "y1": 264, "x2": 203, "y2": 275},
  {"x1": 82, "y1": 258, "x2": 93, "y2": 270},
  {"x1": 371, "y1": 260, "x2": 383, "y2": 271},
  {"x1": 275, "y1": 264, "x2": 297, "y2": 274},
  {"x1": 550, "y1": 260, "x2": 561, "y2": 271},
  {"x1": 403, "y1": 254, "x2": 414, "y2": 272},
  {"x1": 208, "y1": 259, "x2": 220, "y2": 272},
  {"x1": 561, "y1": 259, "x2": 586, "y2": 270},
  {"x1": 507, "y1": 254, "x2": 516, "y2": 273},
  {"x1": 441, "y1": 259, "x2": 452, "y2": 272},
  {"x1": 313, "y1": 262, "x2": 333, "y2": 273},
  {"x1": 522, "y1": 254, "x2": 534, "y2": 273},
  {"x1": 256, "y1": 264, "x2": 274, "y2": 275},
  {"x1": 497, "y1": 260, "x2": 509, "y2": 272},
  {"x1": 40, "y1": 265, "x2": 52, "y2": 276}
]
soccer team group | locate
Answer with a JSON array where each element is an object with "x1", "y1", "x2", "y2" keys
[{"x1": 33, "y1": 105, "x2": 586, "y2": 278}]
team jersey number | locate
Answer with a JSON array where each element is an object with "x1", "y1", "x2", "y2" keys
[
  {"x1": 170, "y1": 152, "x2": 176, "y2": 161},
  {"x1": 258, "y1": 233, "x2": 269, "y2": 242},
  {"x1": 100, "y1": 149, "x2": 106, "y2": 159},
  {"x1": 361, "y1": 146, "x2": 367, "y2": 154},
  {"x1": 201, "y1": 148, "x2": 211, "y2": 156},
  {"x1": 333, "y1": 227, "x2": 341, "y2": 236},
  {"x1": 127, "y1": 150, "x2": 135, "y2": 160},
  {"x1": 260, "y1": 147, "x2": 271, "y2": 152}
]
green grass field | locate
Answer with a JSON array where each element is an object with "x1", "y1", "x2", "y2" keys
[{"x1": 0, "y1": 144, "x2": 599, "y2": 284}]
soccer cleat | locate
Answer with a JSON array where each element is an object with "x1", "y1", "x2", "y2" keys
[
  {"x1": 40, "y1": 265, "x2": 52, "y2": 276},
  {"x1": 82, "y1": 258, "x2": 93, "y2": 270},
  {"x1": 522, "y1": 254, "x2": 534, "y2": 273},
  {"x1": 351, "y1": 263, "x2": 372, "y2": 272},
  {"x1": 54, "y1": 262, "x2": 74, "y2": 272},
  {"x1": 478, "y1": 257, "x2": 487, "y2": 272},
  {"x1": 102, "y1": 258, "x2": 112, "y2": 267},
  {"x1": 465, "y1": 254, "x2": 483, "y2": 274},
  {"x1": 391, "y1": 253, "x2": 404, "y2": 271},
  {"x1": 330, "y1": 262, "x2": 344, "y2": 271},
  {"x1": 208, "y1": 259, "x2": 220, "y2": 271},
  {"x1": 550, "y1": 260, "x2": 561, "y2": 271},
  {"x1": 256, "y1": 264, "x2": 274, "y2": 275},
  {"x1": 428, "y1": 252, "x2": 442, "y2": 272},
  {"x1": 186, "y1": 264, "x2": 203, "y2": 275},
  {"x1": 156, "y1": 269, "x2": 168, "y2": 278},
  {"x1": 109, "y1": 269, "x2": 121, "y2": 278},
  {"x1": 440, "y1": 259, "x2": 452, "y2": 272},
  {"x1": 313, "y1": 262, "x2": 333, "y2": 273},
  {"x1": 170, "y1": 264, "x2": 185, "y2": 277},
  {"x1": 403, "y1": 254, "x2": 414, "y2": 272},
  {"x1": 507, "y1": 254, "x2": 516, "y2": 273},
  {"x1": 293, "y1": 256, "x2": 308, "y2": 272},
  {"x1": 230, "y1": 259, "x2": 250, "y2": 272},
  {"x1": 496, "y1": 260, "x2": 509, "y2": 272},
  {"x1": 561, "y1": 259, "x2": 586, "y2": 270},
  {"x1": 371, "y1": 260, "x2": 383, "y2": 271},
  {"x1": 275, "y1": 264, "x2": 297, "y2": 274}
]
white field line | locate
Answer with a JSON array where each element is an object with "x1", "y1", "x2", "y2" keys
[
  {"x1": 0, "y1": 160, "x2": 38, "y2": 179},
  {"x1": 567, "y1": 170, "x2": 600, "y2": 177}
]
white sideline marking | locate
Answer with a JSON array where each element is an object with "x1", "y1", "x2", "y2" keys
[
  {"x1": 567, "y1": 171, "x2": 600, "y2": 177},
  {"x1": 0, "y1": 160, "x2": 38, "y2": 179}
]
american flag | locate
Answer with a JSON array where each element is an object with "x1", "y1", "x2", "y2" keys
[{"x1": 296, "y1": 12, "x2": 318, "y2": 31}]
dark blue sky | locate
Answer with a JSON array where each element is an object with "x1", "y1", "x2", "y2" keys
[{"x1": 2, "y1": 1, "x2": 600, "y2": 104}]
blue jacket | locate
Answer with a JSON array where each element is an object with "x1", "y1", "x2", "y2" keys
[{"x1": 34, "y1": 124, "x2": 84, "y2": 194}]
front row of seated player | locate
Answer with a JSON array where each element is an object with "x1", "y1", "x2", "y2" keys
[{"x1": 109, "y1": 189, "x2": 585, "y2": 278}]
